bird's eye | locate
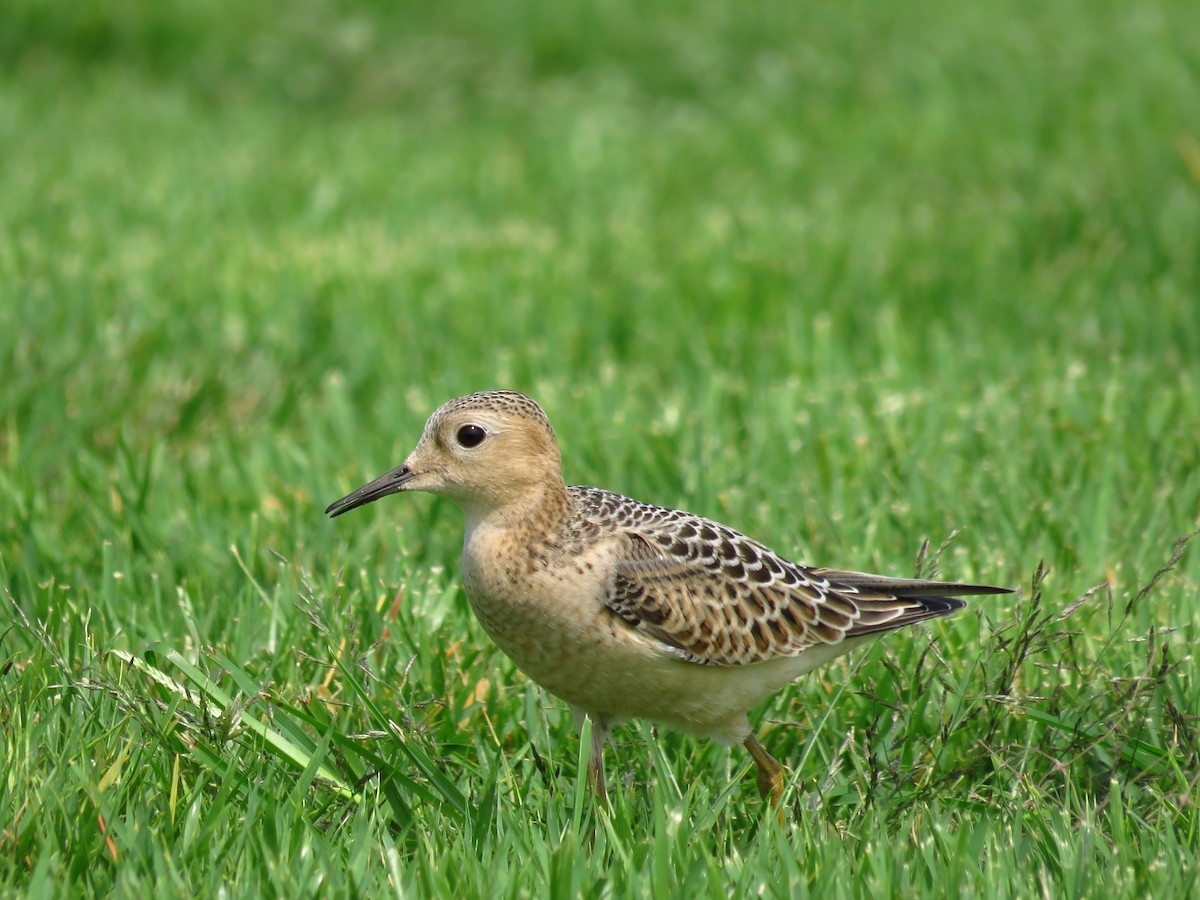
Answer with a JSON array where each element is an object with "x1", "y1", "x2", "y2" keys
[{"x1": 455, "y1": 424, "x2": 487, "y2": 448}]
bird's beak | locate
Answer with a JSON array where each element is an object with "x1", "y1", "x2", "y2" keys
[{"x1": 325, "y1": 464, "x2": 417, "y2": 518}]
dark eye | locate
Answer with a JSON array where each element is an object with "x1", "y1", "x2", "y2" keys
[{"x1": 455, "y1": 424, "x2": 487, "y2": 448}]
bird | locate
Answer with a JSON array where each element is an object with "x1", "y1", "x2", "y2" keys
[{"x1": 325, "y1": 390, "x2": 1010, "y2": 808}]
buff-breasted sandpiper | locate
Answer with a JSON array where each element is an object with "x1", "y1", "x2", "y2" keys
[{"x1": 326, "y1": 390, "x2": 1010, "y2": 807}]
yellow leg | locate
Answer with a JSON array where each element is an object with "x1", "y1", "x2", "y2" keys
[
  {"x1": 587, "y1": 746, "x2": 608, "y2": 803},
  {"x1": 583, "y1": 712, "x2": 610, "y2": 803},
  {"x1": 743, "y1": 733, "x2": 786, "y2": 814}
]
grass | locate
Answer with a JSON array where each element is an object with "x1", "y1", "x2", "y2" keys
[{"x1": 2, "y1": 0, "x2": 1199, "y2": 894}]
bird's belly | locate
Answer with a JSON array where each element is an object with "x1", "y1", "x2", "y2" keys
[
  {"x1": 464, "y1": 582, "x2": 647, "y2": 705},
  {"x1": 465, "y1": 579, "x2": 865, "y2": 743}
]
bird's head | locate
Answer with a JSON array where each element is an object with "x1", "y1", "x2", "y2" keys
[{"x1": 325, "y1": 390, "x2": 564, "y2": 522}]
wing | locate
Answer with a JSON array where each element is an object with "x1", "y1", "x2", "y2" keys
[{"x1": 571, "y1": 487, "x2": 1008, "y2": 667}]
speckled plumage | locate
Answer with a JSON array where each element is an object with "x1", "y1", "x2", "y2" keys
[{"x1": 326, "y1": 390, "x2": 1010, "y2": 806}]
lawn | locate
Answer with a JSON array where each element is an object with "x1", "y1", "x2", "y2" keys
[{"x1": 2, "y1": 0, "x2": 1198, "y2": 895}]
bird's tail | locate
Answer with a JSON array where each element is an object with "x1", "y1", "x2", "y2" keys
[{"x1": 811, "y1": 568, "x2": 1012, "y2": 598}]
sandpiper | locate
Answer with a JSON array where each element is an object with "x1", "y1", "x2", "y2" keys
[{"x1": 326, "y1": 390, "x2": 1009, "y2": 806}]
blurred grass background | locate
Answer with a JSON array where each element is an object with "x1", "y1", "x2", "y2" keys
[{"x1": 2, "y1": 0, "x2": 1198, "y2": 895}]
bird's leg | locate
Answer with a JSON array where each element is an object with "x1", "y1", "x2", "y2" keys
[
  {"x1": 577, "y1": 710, "x2": 610, "y2": 802},
  {"x1": 743, "y1": 733, "x2": 785, "y2": 809},
  {"x1": 587, "y1": 743, "x2": 608, "y2": 803}
]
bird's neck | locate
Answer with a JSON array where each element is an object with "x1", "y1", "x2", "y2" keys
[{"x1": 460, "y1": 479, "x2": 571, "y2": 534}]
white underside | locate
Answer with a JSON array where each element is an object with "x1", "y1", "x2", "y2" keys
[{"x1": 475, "y1": 599, "x2": 875, "y2": 744}]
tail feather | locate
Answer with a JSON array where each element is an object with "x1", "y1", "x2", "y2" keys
[
  {"x1": 812, "y1": 567, "x2": 1013, "y2": 598},
  {"x1": 809, "y1": 568, "x2": 1011, "y2": 639},
  {"x1": 845, "y1": 594, "x2": 966, "y2": 637}
]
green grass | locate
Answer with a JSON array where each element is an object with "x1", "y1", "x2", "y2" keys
[{"x1": 2, "y1": 0, "x2": 1199, "y2": 894}]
